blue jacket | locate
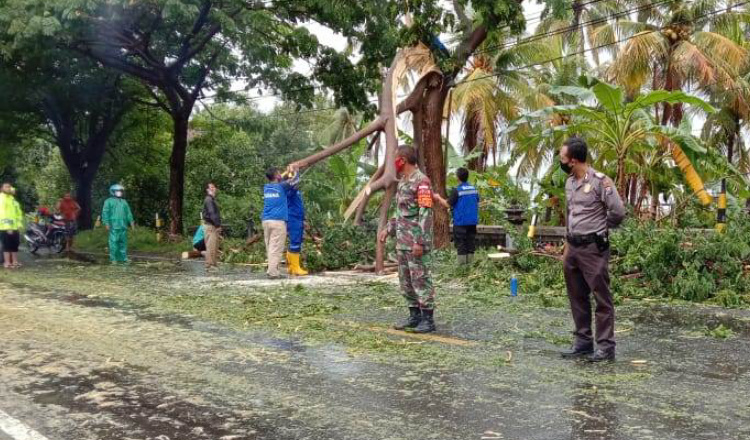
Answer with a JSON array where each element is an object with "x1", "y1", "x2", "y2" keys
[
  {"x1": 451, "y1": 182, "x2": 479, "y2": 226},
  {"x1": 287, "y1": 186, "x2": 304, "y2": 221},
  {"x1": 262, "y1": 182, "x2": 291, "y2": 221}
]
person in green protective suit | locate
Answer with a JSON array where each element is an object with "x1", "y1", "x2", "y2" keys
[{"x1": 102, "y1": 184, "x2": 135, "y2": 263}]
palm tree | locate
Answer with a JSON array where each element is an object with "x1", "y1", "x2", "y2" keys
[
  {"x1": 500, "y1": 28, "x2": 584, "y2": 180},
  {"x1": 606, "y1": 0, "x2": 747, "y2": 127},
  {"x1": 699, "y1": 2, "x2": 750, "y2": 202},
  {"x1": 449, "y1": 53, "x2": 521, "y2": 171},
  {"x1": 537, "y1": 0, "x2": 627, "y2": 71}
]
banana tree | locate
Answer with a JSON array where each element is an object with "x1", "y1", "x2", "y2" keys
[{"x1": 511, "y1": 79, "x2": 716, "y2": 205}]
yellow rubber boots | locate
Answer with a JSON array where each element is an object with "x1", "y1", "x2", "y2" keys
[{"x1": 287, "y1": 252, "x2": 308, "y2": 276}]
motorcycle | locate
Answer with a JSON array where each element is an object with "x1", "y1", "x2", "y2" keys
[{"x1": 24, "y1": 213, "x2": 66, "y2": 254}]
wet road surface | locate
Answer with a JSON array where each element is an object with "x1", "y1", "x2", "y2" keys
[{"x1": 1, "y1": 254, "x2": 749, "y2": 440}]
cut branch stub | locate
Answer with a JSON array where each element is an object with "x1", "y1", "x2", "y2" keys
[{"x1": 344, "y1": 163, "x2": 384, "y2": 223}]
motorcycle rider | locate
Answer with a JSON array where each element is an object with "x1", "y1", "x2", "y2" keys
[
  {"x1": 0, "y1": 183, "x2": 23, "y2": 269},
  {"x1": 102, "y1": 184, "x2": 135, "y2": 263}
]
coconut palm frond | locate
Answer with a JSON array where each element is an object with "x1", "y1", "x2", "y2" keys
[
  {"x1": 692, "y1": 31, "x2": 748, "y2": 77},
  {"x1": 610, "y1": 31, "x2": 668, "y2": 95},
  {"x1": 610, "y1": 19, "x2": 658, "y2": 40},
  {"x1": 589, "y1": 23, "x2": 618, "y2": 60},
  {"x1": 672, "y1": 40, "x2": 716, "y2": 87},
  {"x1": 451, "y1": 68, "x2": 497, "y2": 112}
]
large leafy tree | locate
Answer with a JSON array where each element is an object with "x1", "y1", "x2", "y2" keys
[
  {"x1": 0, "y1": 31, "x2": 134, "y2": 229},
  {"x1": 2, "y1": 0, "x2": 402, "y2": 234}
]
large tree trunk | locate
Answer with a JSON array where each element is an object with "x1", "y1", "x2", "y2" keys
[
  {"x1": 169, "y1": 113, "x2": 190, "y2": 235},
  {"x1": 727, "y1": 113, "x2": 739, "y2": 165},
  {"x1": 54, "y1": 111, "x2": 116, "y2": 231},
  {"x1": 74, "y1": 175, "x2": 95, "y2": 230},
  {"x1": 420, "y1": 84, "x2": 451, "y2": 249}
]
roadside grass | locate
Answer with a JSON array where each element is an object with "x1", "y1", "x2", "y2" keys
[{"x1": 75, "y1": 228, "x2": 189, "y2": 255}]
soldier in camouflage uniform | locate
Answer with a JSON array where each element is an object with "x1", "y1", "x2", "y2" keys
[{"x1": 378, "y1": 145, "x2": 436, "y2": 333}]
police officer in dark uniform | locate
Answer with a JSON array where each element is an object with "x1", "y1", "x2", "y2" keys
[
  {"x1": 559, "y1": 137, "x2": 626, "y2": 362},
  {"x1": 447, "y1": 167, "x2": 479, "y2": 265}
]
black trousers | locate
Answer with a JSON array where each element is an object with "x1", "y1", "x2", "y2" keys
[
  {"x1": 453, "y1": 225, "x2": 477, "y2": 255},
  {"x1": 1, "y1": 231, "x2": 20, "y2": 252}
]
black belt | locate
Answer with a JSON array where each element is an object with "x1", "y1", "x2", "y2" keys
[{"x1": 566, "y1": 233, "x2": 605, "y2": 247}]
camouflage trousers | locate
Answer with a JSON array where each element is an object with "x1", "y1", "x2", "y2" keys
[{"x1": 397, "y1": 250, "x2": 436, "y2": 310}]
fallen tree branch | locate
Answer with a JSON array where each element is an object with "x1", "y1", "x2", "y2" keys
[{"x1": 290, "y1": 118, "x2": 385, "y2": 169}]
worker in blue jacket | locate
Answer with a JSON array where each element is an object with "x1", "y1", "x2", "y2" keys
[
  {"x1": 262, "y1": 166, "x2": 299, "y2": 279},
  {"x1": 448, "y1": 167, "x2": 480, "y2": 265},
  {"x1": 285, "y1": 176, "x2": 308, "y2": 276}
]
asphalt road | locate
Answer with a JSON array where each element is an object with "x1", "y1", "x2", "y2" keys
[{"x1": 1, "y1": 256, "x2": 750, "y2": 440}]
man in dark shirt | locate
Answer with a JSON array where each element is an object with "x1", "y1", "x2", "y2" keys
[{"x1": 202, "y1": 182, "x2": 221, "y2": 269}]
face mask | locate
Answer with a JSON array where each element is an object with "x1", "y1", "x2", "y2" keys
[
  {"x1": 395, "y1": 157, "x2": 406, "y2": 174},
  {"x1": 560, "y1": 161, "x2": 573, "y2": 174},
  {"x1": 115, "y1": 190, "x2": 124, "y2": 198}
]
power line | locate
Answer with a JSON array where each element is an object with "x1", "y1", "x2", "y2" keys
[
  {"x1": 475, "y1": 0, "x2": 676, "y2": 56},
  {"x1": 510, "y1": 0, "x2": 620, "y2": 29},
  {"x1": 454, "y1": 1, "x2": 750, "y2": 88},
  {"x1": 200, "y1": 0, "x2": 684, "y2": 105},
  {"x1": 198, "y1": 1, "x2": 749, "y2": 126}
]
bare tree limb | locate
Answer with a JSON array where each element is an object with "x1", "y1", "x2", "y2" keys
[
  {"x1": 450, "y1": 25, "x2": 488, "y2": 79},
  {"x1": 173, "y1": 23, "x2": 222, "y2": 70},
  {"x1": 290, "y1": 117, "x2": 386, "y2": 169}
]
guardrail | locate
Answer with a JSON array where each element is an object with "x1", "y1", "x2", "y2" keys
[{"x1": 458, "y1": 225, "x2": 716, "y2": 247}]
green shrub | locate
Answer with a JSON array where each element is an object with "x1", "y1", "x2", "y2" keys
[{"x1": 75, "y1": 228, "x2": 190, "y2": 255}]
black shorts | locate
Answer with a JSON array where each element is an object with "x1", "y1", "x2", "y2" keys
[
  {"x1": 65, "y1": 221, "x2": 78, "y2": 237},
  {"x1": 194, "y1": 240, "x2": 206, "y2": 252},
  {"x1": 453, "y1": 225, "x2": 477, "y2": 255},
  {"x1": 1, "y1": 231, "x2": 20, "y2": 252}
]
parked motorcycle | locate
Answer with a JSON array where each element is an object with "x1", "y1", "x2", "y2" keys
[{"x1": 24, "y1": 212, "x2": 66, "y2": 254}]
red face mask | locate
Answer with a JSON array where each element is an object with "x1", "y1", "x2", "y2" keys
[{"x1": 395, "y1": 157, "x2": 406, "y2": 174}]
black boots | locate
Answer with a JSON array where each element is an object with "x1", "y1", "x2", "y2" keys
[
  {"x1": 560, "y1": 343, "x2": 594, "y2": 359},
  {"x1": 394, "y1": 307, "x2": 421, "y2": 330},
  {"x1": 394, "y1": 308, "x2": 436, "y2": 333},
  {"x1": 412, "y1": 309, "x2": 436, "y2": 333}
]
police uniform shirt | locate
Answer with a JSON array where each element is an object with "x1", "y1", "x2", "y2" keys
[{"x1": 565, "y1": 168, "x2": 626, "y2": 236}]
